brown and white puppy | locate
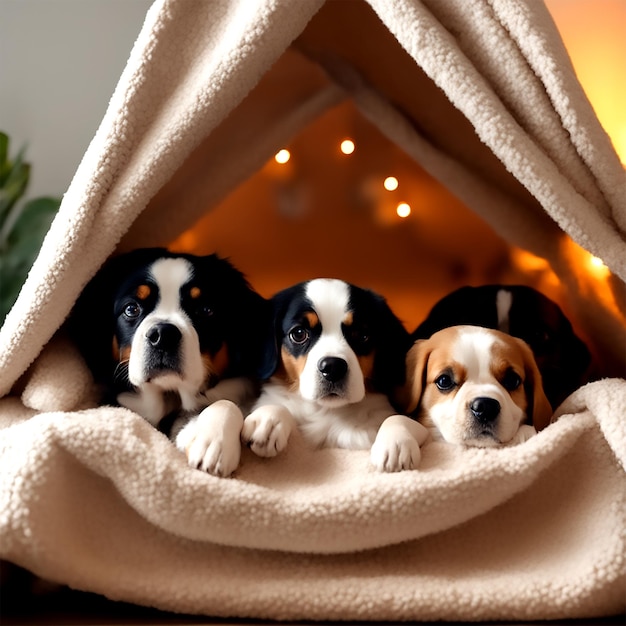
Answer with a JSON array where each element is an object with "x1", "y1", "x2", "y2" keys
[
  {"x1": 399, "y1": 325, "x2": 553, "y2": 447},
  {"x1": 413, "y1": 285, "x2": 591, "y2": 409},
  {"x1": 241, "y1": 278, "x2": 428, "y2": 472}
]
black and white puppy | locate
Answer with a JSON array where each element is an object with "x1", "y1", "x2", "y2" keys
[
  {"x1": 70, "y1": 247, "x2": 268, "y2": 475},
  {"x1": 241, "y1": 278, "x2": 428, "y2": 472},
  {"x1": 413, "y1": 285, "x2": 591, "y2": 409}
]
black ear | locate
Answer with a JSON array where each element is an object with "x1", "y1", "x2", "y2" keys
[
  {"x1": 256, "y1": 294, "x2": 288, "y2": 381},
  {"x1": 232, "y1": 289, "x2": 272, "y2": 377},
  {"x1": 256, "y1": 285, "x2": 300, "y2": 381},
  {"x1": 197, "y1": 254, "x2": 270, "y2": 378},
  {"x1": 370, "y1": 295, "x2": 412, "y2": 397}
]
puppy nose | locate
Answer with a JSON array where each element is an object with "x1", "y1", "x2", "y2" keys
[
  {"x1": 146, "y1": 323, "x2": 181, "y2": 351},
  {"x1": 470, "y1": 397, "x2": 501, "y2": 423},
  {"x1": 318, "y1": 357, "x2": 348, "y2": 383}
]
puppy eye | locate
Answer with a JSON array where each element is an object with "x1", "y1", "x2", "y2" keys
[
  {"x1": 123, "y1": 302, "x2": 141, "y2": 319},
  {"x1": 289, "y1": 326, "x2": 309, "y2": 345},
  {"x1": 435, "y1": 374, "x2": 455, "y2": 392},
  {"x1": 348, "y1": 327, "x2": 370, "y2": 348},
  {"x1": 502, "y1": 369, "x2": 522, "y2": 391},
  {"x1": 198, "y1": 305, "x2": 214, "y2": 317}
]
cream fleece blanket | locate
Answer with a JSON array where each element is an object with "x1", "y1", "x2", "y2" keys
[{"x1": 1, "y1": 0, "x2": 625, "y2": 621}]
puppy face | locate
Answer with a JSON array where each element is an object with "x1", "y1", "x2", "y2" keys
[
  {"x1": 112, "y1": 257, "x2": 222, "y2": 394},
  {"x1": 260, "y1": 279, "x2": 410, "y2": 407},
  {"x1": 70, "y1": 248, "x2": 267, "y2": 400},
  {"x1": 401, "y1": 326, "x2": 553, "y2": 447}
]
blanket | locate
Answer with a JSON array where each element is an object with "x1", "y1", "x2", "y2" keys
[
  {"x1": 1, "y1": 0, "x2": 625, "y2": 621},
  {"x1": 1, "y1": 359, "x2": 625, "y2": 621}
]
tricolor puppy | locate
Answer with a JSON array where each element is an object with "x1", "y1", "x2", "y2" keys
[
  {"x1": 400, "y1": 325, "x2": 553, "y2": 447},
  {"x1": 413, "y1": 285, "x2": 591, "y2": 409},
  {"x1": 70, "y1": 248, "x2": 267, "y2": 475},
  {"x1": 241, "y1": 278, "x2": 428, "y2": 472}
]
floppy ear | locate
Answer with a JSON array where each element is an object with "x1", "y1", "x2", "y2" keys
[
  {"x1": 394, "y1": 340, "x2": 431, "y2": 415},
  {"x1": 66, "y1": 256, "x2": 125, "y2": 384},
  {"x1": 256, "y1": 293, "x2": 288, "y2": 381},
  {"x1": 371, "y1": 297, "x2": 413, "y2": 395},
  {"x1": 516, "y1": 337, "x2": 553, "y2": 431}
]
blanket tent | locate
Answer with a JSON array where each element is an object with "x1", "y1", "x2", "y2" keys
[{"x1": 1, "y1": 0, "x2": 625, "y2": 622}]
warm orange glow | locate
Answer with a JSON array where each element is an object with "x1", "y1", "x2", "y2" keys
[
  {"x1": 340, "y1": 139, "x2": 355, "y2": 155},
  {"x1": 383, "y1": 176, "x2": 399, "y2": 191},
  {"x1": 546, "y1": 0, "x2": 626, "y2": 164},
  {"x1": 588, "y1": 254, "x2": 610, "y2": 277},
  {"x1": 275, "y1": 149, "x2": 291, "y2": 164},
  {"x1": 396, "y1": 202, "x2": 411, "y2": 218},
  {"x1": 511, "y1": 248, "x2": 550, "y2": 273}
]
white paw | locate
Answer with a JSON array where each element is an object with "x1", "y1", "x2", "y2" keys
[
  {"x1": 509, "y1": 424, "x2": 537, "y2": 446},
  {"x1": 371, "y1": 434, "x2": 421, "y2": 472},
  {"x1": 370, "y1": 415, "x2": 426, "y2": 472},
  {"x1": 175, "y1": 400, "x2": 244, "y2": 477},
  {"x1": 242, "y1": 405, "x2": 293, "y2": 457}
]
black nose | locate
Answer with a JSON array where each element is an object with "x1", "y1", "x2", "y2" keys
[
  {"x1": 469, "y1": 397, "x2": 501, "y2": 424},
  {"x1": 318, "y1": 357, "x2": 348, "y2": 383},
  {"x1": 146, "y1": 323, "x2": 181, "y2": 351}
]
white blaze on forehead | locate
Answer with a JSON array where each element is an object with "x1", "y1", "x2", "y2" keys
[
  {"x1": 452, "y1": 327, "x2": 497, "y2": 383},
  {"x1": 305, "y1": 279, "x2": 350, "y2": 331},
  {"x1": 149, "y1": 258, "x2": 193, "y2": 311},
  {"x1": 496, "y1": 289, "x2": 512, "y2": 333}
]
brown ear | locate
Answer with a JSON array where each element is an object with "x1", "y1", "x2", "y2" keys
[
  {"x1": 516, "y1": 337, "x2": 553, "y2": 431},
  {"x1": 395, "y1": 340, "x2": 431, "y2": 415}
]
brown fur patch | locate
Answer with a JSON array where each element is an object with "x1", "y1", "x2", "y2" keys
[
  {"x1": 115, "y1": 342, "x2": 131, "y2": 364},
  {"x1": 304, "y1": 311, "x2": 319, "y2": 328},
  {"x1": 135, "y1": 284, "x2": 151, "y2": 300},
  {"x1": 190, "y1": 286, "x2": 201, "y2": 299},
  {"x1": 359, "y1": 353, "x2": 375, "y2": 387},
  {"x1": 280, "y1": 347, "x2": 307, "y2": 389},
  {"x1": 490, "y1": 340, "x2": 527, "y2": 410},
  {"x1": 203, "y1": 344, "x2": 229, "y2": 378}
]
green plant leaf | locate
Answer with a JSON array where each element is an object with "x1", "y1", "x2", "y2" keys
[
  {"x1": 7, "y1": 196, "x2": 59, "y2": 248},
  {"x1": 0, "y1": 196, "x2": 60, "y2": 323},
  {"x1": 0, "y1": 160, "x2": 30, "y2": 227},
  {"x1": 0, "y1": 132, "x2": 8, "y2": 175}
]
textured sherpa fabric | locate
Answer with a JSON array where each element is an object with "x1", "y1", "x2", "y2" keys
[
  {"x1": 1, "y1": 380, "x2": 625, "y2": 621},
  {"x1": 0, "y1": 0, "x2": 625, "y2": 621}
]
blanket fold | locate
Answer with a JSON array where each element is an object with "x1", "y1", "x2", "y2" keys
[
  {"x1": 1, "y1": 381, "x2": 624, "y2": 621},
  {"x1": 1, "y1": 0, "x2": 625, "y2": 621}
]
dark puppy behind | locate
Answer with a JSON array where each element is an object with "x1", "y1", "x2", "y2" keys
[
  {"x1": 413, "y1": 285, "x2": 591, "y2": 408},
  {"x1": 69, "y1": 247, "x2": 267, "y2": 425}
]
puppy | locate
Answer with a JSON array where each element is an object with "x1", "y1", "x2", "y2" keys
[
  {"x1": 413, "y1": 285, "x2": 591, "y2": 409},
  {"x1": 399, "y1": 325, "x2": 553, "y2": 447},
  {"x1": 70, "y1": 248, "x2": 268, "y2": 475},
  {"x1": 241, "y1": 278, "x2": 428, "y2": 472}
]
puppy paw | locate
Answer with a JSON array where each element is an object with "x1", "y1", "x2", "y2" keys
[
  {"x1": 175, "y1": 400, "x2": 244, "y2": 477},
  {"x1": 242, "y1": 405, "x2": 293, "y2": 457},
  {"x1": 370, "y1": 415, "x2": 426, "y2": 472},
  {"x1": 371, "y1": 434, "x2": 421, "y2": 472}
]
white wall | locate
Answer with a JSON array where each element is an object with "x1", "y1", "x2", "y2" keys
[{"x1": 1, "y1": 0, "x2": 152, "y2": 200}]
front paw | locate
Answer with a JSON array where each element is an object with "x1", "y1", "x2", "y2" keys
[
  {"x1": 241, "y1": 405, "x2": 293, "y2": 457},
  {"x1": 370, "y1": 415, "x2": 424, "y2": 472},
  {"x1": 175, "y1": 400, "x2": 244, "y2": 477}
]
